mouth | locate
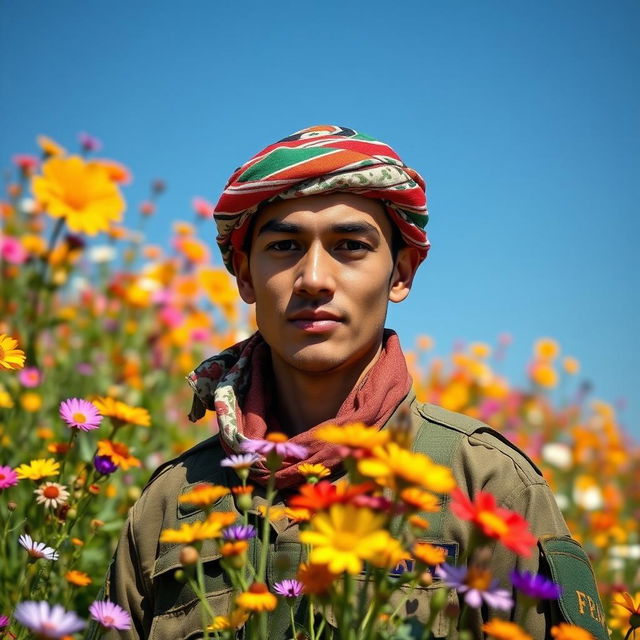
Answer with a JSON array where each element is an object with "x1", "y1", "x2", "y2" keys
[{"x1": 288, "y1": 310, "x2": 343, "y2": 334}]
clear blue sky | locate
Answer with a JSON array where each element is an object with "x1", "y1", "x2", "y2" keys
[{"x1": 1, "y1": 1, "x2": 638, "y2": 436}]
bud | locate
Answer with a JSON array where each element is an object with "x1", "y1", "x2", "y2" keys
[
  {"x1": 173, "y1": 569, "x2": 187, "y2": 583},
  {"x1": 236, "y1": 492, "x2": 253, "y2": 512},
  {"x1": 88, "y1": 484, "x2": 101, "y2": 495},
  {"x1": 7, "y1": 501, "x2": 17, "y2": 511},
  {"x1": 179, "y1": 546, "x2": 200, "y2": 566},
  {"x1": 91, "y1": 519, "x2": 105, "y2": 530},
  {"x1": 65, "y1": 508, "x2": 78, "y2": 521},
  {"x1": 418, "y1": 571, "x2": 433, "y2": 587}
]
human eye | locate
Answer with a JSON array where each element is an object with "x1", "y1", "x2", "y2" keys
[
  {"x1": 266, "y1": 239, "x2": 298, "y2": 252},
  {"x1": 336, "y1": 239, "x2": 372, "y2": 252}
]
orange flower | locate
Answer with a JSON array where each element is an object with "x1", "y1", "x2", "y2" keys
[
  {"x1": 297, "y1": 562, "x2": 339, "y2": 595},
  {"x1": 236, "y1": 583, "x2": 277, "y2": 612},
  {"x1": 220, "y1": 541, "x2": 248, "y2": 557},
  {"x1": 288, "y1": 481, "x2": 373, "y2": 514},
  {"x1": 65, "y1": 570, "x2": 92, "y2": 587},
  {"x1": 400, "y1": 487, "x2": 440, "y2": 512},
  {"x1": 412, "y1": 542, "x2": 447, "y2": 566},
  {"x1": 37, "y1": 135, "x2": 66, "y2": 157},
  {"x1": 482, "y1": 619, "x2": 533, "y2": 640},
  {"x1": 313, "y1": 422, "x2": 389, "y2": 451},
  {"x1": 88, "y1": 159, "x2": 132, "y2": 185},
  {"x1": 610, "y1": 591, "x2": 640, "y2": 637},
  {"x1": 96, "y1": 440, "x2": 141, "y2": 471},
  {"x1": 179, "y1": 484, "x2": 230, "y2": 507},
  {"x1": 92, "y1": 397, "x2": 151, "y2": 427},
  {"x1": 408, "y1": 515, "x2": 430, "y2": 530},
  {"x1": 535, "y1": 338, "x2": 560, "y2": 360},
  {"x1": 550, "y1": 623, "x2": 595, "y2": 639}
]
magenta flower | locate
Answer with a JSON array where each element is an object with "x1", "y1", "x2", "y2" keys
[
  {"x1": 222, "y1": 524, "x2": 256, "y2": 541},
  {"x1": 59, "y1": 398, "x2": 103, "y2": 431},
  {"x1": 14, "y1": 601, "x2": 85, "y2": 638},
  {"x1": 0, "y1": 615, "x2": 9, "y2": 628},
  {"x1": 273, "y1": 579, "x2": 304, "y2": 599},
  {"x1": 435, "y1": 564, "x2": 513, "y2": 610},
  {"x1": 510, "y1": 570, "x2": 562, "y2": 599},
  {"x1": 88, "y1": 600, "x2": 131, "y2": 630},
  {"x1": 0, "y1": 465, "x2": 18, "y2": 490},
  {"x1": 12, "y1": 154, "x2": 39, "y2": 174},
  {"x1": 241, "y1": 437, "x2": 308, "y2": 461},
  {"x1": 78, "y1": 131, "x2": 102, "y2": 153},
  {"x1": 0, "y1": 234, "x2": 28, "y2": 265},
  {"x1": 18, "y1": 533, "x2": 59, "y2": 561},
  {"x1": 18, "y1": 367, "x2": 42, "y2": 388}
]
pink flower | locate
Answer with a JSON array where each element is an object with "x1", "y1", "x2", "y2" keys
[
  {"x1": 0, "y1": 234, "x2": 28, "y2": 264},
  {"x1": 12, "y1": 154, "x2": 39, "y2": 174},
  {"x1": 0, "y1": 465, "x2": 18, "y2": 490},
  {"x1": 19, "y1": 367, "x2": 42, "y2": 388},
  {"x1": 14, "y1": 602, "x2": 85, "y2": 638},
  {"x1": 88, "y1": 601, "x2": 131, "y2": 630},
  {"x1": 59, "y1": 398, "x2": 103, "y2": 431},
  {"x1": 78, "y1": 131, "x2": 102, "y2": 153},
  {"x1": 192, "y1": 196, "x2": 213, "y2": 219},
  {"x1": 241, "y1": 435, "x2": 308, "y2": 461}
]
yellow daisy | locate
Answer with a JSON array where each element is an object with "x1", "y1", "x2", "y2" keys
[
  {"x1": 400, "y1": 487, "x2": 441, "y2": 512},
  {"x1": 314, "y1": 422, "x2": 389, "y2": 451},
  {"x1": 160, "y1": 518, "x2": 227, "y2": 544},
  {"x1": 37, "y1": 135, "x2": 66, "y2": 157},
  {"x1": 92, "y1": 397, "x2": 151, "y2": 427},
  {"x1": 0, "y1": 334, "x2": 26, "y2": 370},
  {"x1": 298, "y1": 463, "x2": 331, "y2": 480},
  {"x1": 179, "y1": 484, "x2": 230, "y2": 507},
  {"x1": 15, "y1": 458, "x2": 60, "y2": 481},
  {"x1": 96, "y1": 440, "x2": 141, "y2": 471}
]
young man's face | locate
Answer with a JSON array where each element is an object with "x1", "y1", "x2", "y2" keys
[{"x1": 233, "y1": 193, "x2": 418, "y2": 377}]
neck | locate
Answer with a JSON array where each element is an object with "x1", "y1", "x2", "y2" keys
[{"x1": 270, "y1": 341, "x2": 384, "y2": 436}]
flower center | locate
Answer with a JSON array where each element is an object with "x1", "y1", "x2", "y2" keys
[
  {"x1": 0, "y1": 473, "x2": 5, "y2": 481},
  {"x1": 465, "y1": 567, "x2": 492, "y2": 591},
  {"x1": 249, "y1": 582, "x2": 269, "y2": 594},
  {"x1": 0, "y1": 347, "x2": 5, "y2": 360},
  {"x1": 112, "y1": 442, "x2": 129, "y2": 456},
  {"x1": 266, "y1": 432, "x2": 288, "y2": 443},
  {"x1": 43, "y1": 486, "x2": 60, "y2": 499},
  {"x1": 72, "y1": 412, "x2": 87, "y2": 423},
  {"x1": 477, "y1": 511, "x2": 509, "y2": 536},
  {"x1": 103, "y1": 616, "x2": 114, "y2": 625},
  {"x1": 333, "y1": 532, "x2": 358, "y2": 551}
]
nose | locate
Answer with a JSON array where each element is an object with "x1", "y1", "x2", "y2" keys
[{"x1": 294, "y1": 241, "x2": 336, "y2": 297}]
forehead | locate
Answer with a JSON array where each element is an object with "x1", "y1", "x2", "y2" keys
[{"x1": 250, "y1": 193, "x2": 392, "y2": 239}]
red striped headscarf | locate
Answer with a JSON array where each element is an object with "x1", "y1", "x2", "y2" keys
[{"x1": 213, "y1": 125, "x2": 430, "y2": 273}]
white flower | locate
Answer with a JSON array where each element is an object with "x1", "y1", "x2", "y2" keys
[
  {"x1": 20, "y1": 198, "x2": 37, "y2": 213},
  {"x1": 87, "y1": 245, "x2": 116, "y2": 263},
  {"x1": 18, "y1": 534, "x2": 59, "y2": 561},
  {"x1": 573, "y1": 484, "x2": 603, "y2": 511},
  {"x1": 541, "y1": 443, "x2": 573, "y2": 470},
  {"x1": 609, "y1": 544, "x2": 640, "y2": 560},
  {"x1": 34, "y1": 482, "x2": 70, "y2": 509}
]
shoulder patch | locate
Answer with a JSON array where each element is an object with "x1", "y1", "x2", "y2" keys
[{"x1": 540, "y1": 536, "x2": 609, "y2": 640}]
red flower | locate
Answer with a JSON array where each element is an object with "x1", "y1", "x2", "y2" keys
[
  {"x1": 451, "y1": 488, "x2": 536, "y2": 557},
  {"x1": 288, "y1": 481, "x2": 374, "y2": 514}
]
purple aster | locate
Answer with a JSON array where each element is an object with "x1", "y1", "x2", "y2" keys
[
  {"x1": 0, "y1": 615, "x2": 9, "y2": 628},
  {"x1": 59, "y1": 398, "x2": 103, "y2": 432},
  {"x1": 14, "y1": 601, "x2": 85, "y2": 638},
  {"x1": 0, "y1": 465, "x2": 18, "y2": 490},
  {"x1": 88, "y1": 600, "x2": 131, "y2": 630},
  {"x1": 510, "y1": 570, "x2": 562, "y2": 600},
  {"x1": 435, "y1": 564, "x2": 513, "y2": 611},
  {"x1": 94, "y1": 455, "x2": 118, "y2": 475},
  {"x1": 241, "y1": 436, "x2": 308, "y2": 461},
  {"x1": 222, "y1": 524, "x2": 256, "y2": 541},
  {"x1": 78, "y1": 131, "x2": 102, "y2": 153},
  {"x1": 273, "y1": 579, "x2": 304, "y2": 599},
  {"x1": 220, "y1": 453, "x2": 261, "y2": 470}
]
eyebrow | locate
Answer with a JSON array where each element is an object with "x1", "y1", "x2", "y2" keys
[{"x1": 257, "y1": 219, "x2": 381, "y2": 237}]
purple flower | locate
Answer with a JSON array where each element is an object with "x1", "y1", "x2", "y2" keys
[
  {"x1": 94, "y1": 455, "x2": 118, "y2": 475},
  {"x1": 510, "y1": 570, "x2": 562, "y2": 599},
  {"x1": 59, "y1": 398, "x2": 103, "y2": 431},
  {"x1": 14, "y1": 601, "x2": 85, "y2": 638},
  {"x1": 0, "y1": 615, "x2": 9, "y2": 628},
  {"x1": 222, "y1": 524, "x2": 256, "y2": 541},
  {"x1": 76, "y1": 362, "x2": 93, "y2": 376},
  {"x1": 220, "y1": 453, "x2": 261, "y2": 470},
  {"x1": 0, "y1": 465, "x2": 18, "y2": 490},
  {"x1": 78, "y1": 132, "x2": 102, "y2": 153},
  {"x1": 88, "y1": 600, "x2": 131, "y2": 630},
  {"x1": 18, "y1": 367, "x2": 42, "y2": 388},
  {"x1": 435, "y1": 564, "x2": 513, "y2": 611},
  {"x1": 273, "y1": 579, "x2": 304, "y2": 599},
  {"x1": 241, "y1": 436, "x2": 308, "y2": 461}
]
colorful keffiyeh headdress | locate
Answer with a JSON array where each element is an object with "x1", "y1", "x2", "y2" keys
[{"x1": 213, "y1": 124, "x2": 430, "y2": 273}]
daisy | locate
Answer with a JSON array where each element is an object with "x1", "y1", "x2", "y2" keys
[
  {"x1": 435, "y1": 564, "x2": 513, "y2": 611},
  {"x1": 0, "y1": 333, "x2": 26, "y2": 370},
  {"x1": 88, "y1": 601, "x2": 131, "y2": 630},
  {"x1": 0, "y1": 465, "x2": 18, "y2": 490},
  {"x1": 18, "y1": 534, "x2": 59, "y2": 561},
  {"x1": 96, "y1": 440, "x2": 141, "y2": 471},
  {"x1": 14, "y1": 601, "x2": 85, "y2": 638},
  {"x1": 550, "y1": 623, "x2": 596, "y2": 640},
  {"x1": 15, "y1": 458, "x2": 60, "y2": 481},
  {"x1": 222, "y1": 524, "x2": 256, "y2": 541},
  {"x1": 34, "y1": 482, "x2": 70, "y2": 509},
  {"x1": 241, "y1": 433, "x2": 308, "y2": 461},
  {"x1": 18, "y1": 367, "x2": 41, "y2": 388},
  {"x1": 59, "y1": 398, "x2": 103, "y2": 431},
  {"x1": 220, "y1": 453, "x2": 261, "y2": 470},
  {"x1": 92, "y1": 396, "x2": 150, "y2": 427},
  {"x1": 273, "y1": 579, "x2": 304, "y2": 599},
  {"x1": 179, "y1": 483, "x2": 229, "y2": 507},
  {"x1": 298, "y1": 463, "x2": 331, "y2": 481},
  {"x1": 236, "y1": 583, "x2": 277, "y2": 612},
  {"x1": 482, "y1": 619, "x2": 533, "y2": 640}
]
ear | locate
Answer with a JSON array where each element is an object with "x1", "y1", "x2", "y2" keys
[
  {"x1": 232, "y1": 250, "x2": 256, "y2": 304},
  {"x1": 389, "y1": 246, "x2": 421, "y2": 303}
]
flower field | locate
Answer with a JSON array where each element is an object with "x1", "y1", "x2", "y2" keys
[{"x1": 0, "y1": 135, "x2": 638, "y2": 639}]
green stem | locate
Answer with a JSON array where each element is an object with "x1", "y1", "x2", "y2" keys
[
  {"x1": 257, "y1": 472, "x2": 276, "y2": 582},
  {"x1": 288, "y1": 604, "x2": 296, "y2": 639}
]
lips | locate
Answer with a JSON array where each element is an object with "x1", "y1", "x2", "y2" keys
[{"x1": 288, "y1": 310, "x2": 343, "y2": 334}]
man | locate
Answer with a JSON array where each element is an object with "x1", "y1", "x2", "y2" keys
[{"x1": 93, "y1": 125, "x2": 607, "y2": 639}]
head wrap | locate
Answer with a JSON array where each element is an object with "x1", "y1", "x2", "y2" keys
[{"x1": 213, "y1": 125, "x2": 430, "y2": 273}]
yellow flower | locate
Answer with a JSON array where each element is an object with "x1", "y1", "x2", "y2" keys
[
  {"x1": 220, "y1": 541, "x2": 248, "y2": 557},
  {"x1": 562, "y1": 356, "x2": 580, "y2": 375},
  {"x1": 469, "y1": 342, "x2": 491, "y2": 359},
  {"x1": 0, "y1": 388, "x2": 14, "y2": 408},
  {"x1": 15, "y1": 458, "x2": 60, "y2": 480},
  {"x1": 0, "y1": 334, "x2": 26, "y2": 370},
  {"x1": 297, "y1": 562, "x2": 339, "y2": 595},
  {"x1": 550, "y1": 623, "x2": 595, "y2": 640},
  {"x1": 610, "y1": 591, "x2": 640, "y2": 635},
  {"x1": 37, "y1": 135, "x2": 66, "y2": 157},
  {"x1": 65, "y1": 570, "x2": 92, "y2": 587},
  {"x1": 534, "y1": 338, "x2": 559, "y2": 360},
  {"x1": 367, "y1": 537, "x2": 410, "y2": 570},
  {"x1": 207, "y1": 610, "x2": 248, "y2": 632},
  {"x1": 21, "y1": 234, "x2": 47, "y2": 256},
  {"x1": 298, "y1": 463, "x2": 330, "y2": 480},
  {"x1": 197, "y1": 267, "x2": 238, "y2": 306},
  {"x1": 482, "y1": 619, "x2": 533, "y2": 640},
  {"x1": 92, "y1": 397, "x2": 151, "y2": 427},
  {"x1": 400, "y1": 487, "x2": 441, "y2": 512},
  {"x1": 439, "y1": 381, "x2": 470, "y2": 412},
  {"x1": 412, "y1": 542, "x2": 447, "y2": 567},
  {"x1": 160, "y1": 517, "x2": 228, "y2": 543},
  {"x1": 314, "y1": 422, "x2": 390, "y2": 450},
  {"x1": 300, "y1": 504, "x2": 393, "y2": 575},
  {"x1": 32, "y1": 156, "x2": 125, "y2": 235},
  {"x1": 96, "y1": 440, "x2": 141, "y2": 471},
  {"x1": 358, "y1": 443, "x2": 456, "y2": 494},
  {"x1": 236, "y1": 583, "x2": 277, "y2": 612},
  {"x1": 179, "y1": 484, "x2": 230, "y2": 507},
  {"x1": 256, "y1": 504, "x2": 286, "y2": 521},
  {"x1": 531, "y1": 362, "x2": 558, "y2": 388},
  {"x1": 20, "y1": 392, "x2": 42, "y2": 412}
]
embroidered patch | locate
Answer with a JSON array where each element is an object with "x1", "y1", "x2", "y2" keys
[{"x1": 540, "y1": 536, "x2": 609, "y2": 640}]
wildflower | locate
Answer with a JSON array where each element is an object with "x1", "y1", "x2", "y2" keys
[
  {"x1": 160, "y1": 513, "x2": 235, "y2": 544},
  {"x1": 562, "y1": 356, "x2": 580, "y2": 375},
  {"x1": 59, "y1": 398, "x2": 103, "y2": 431},
  {"x1": 550, "y1": 623, "x2": 596, "y2": 639},
  {"x1": 18, "y1": 367, "x2": 41, "y2": 388},
  {"x1": 93, "y1": 396, "x2": 151, "y2": 427},
  {"x1": 531, "y1": 362, "x2": 558, "y2": 388},
  {"x1": 179, "y1": 483, "x2": 230, "y2": 506},
  {"x1": 0, "y1": 234, "x2": 28, "y2": 264},
  {"x1": 14, "y1": 601, "x2": 85, "y2": 638},
  {"x1": 241, "y1": 433, "x2": 308, "y2": 461},
  {"x1": 435, "y1": 564, "x2": 513, "y2": 611},
  {"x1": 401, "y1": 487, "x2": 441, "y2": 512},
  {"x1": 236, "y1": 583, "x2": 278, "y2": 612},
  {"x1": 222, "y1": 524, "x2": 256, "y2": 541},
  {"x1": 0, "y1": 615, "x2": 8, "y2": 628},
  {"x1": 298, "y1": 462, "x2": 331, "y2": 481},
  {"x1": 96, "y1": 440, "x2": 141, "y2": 471},
  {"x1": 93, "y1": 455, "x2": 118, "y2": 475},
  {"x1": 610, "y1": 591, "x2": 640, "y2": 637},
  {"x1": 71, "y1": 538, "x2": 84, "y2": 546},
  {"x1": 88, "y1": 601, "x2": 131, "y2": 630},
  {"x1": 273, "y1": 579, "x2": 304, "y2": 598},
  {"x1": 0, "y1": 465, "x2": 18, "y2": 490},
  {"x1": 220, "y1": 541, "x2": 248, "y2": 557},
  {"x1": 413, "y1": 542, "x2": 447, "y2": 567},
  {"x1": 408, "y1": 515, "x2": 430, "y2": 530},
  {"x1": 20, "y1": 391, "x2": 42, "y2": 412},
  {"x1": 78, "y1": 132, "x2": 102, "y2": 153},
  {"x1": 15, "y1": 458, "x2": 60, "y2": 480},
  {"x1": 37, "y1": 135, "x2": 66, "y2": 157},
  {"x1": 314, "y1": 422, "x2": 390, "y2": 452},
  {"x1": 297, "y1": 562, "x2": 339, "y2": 595},
  {"x1": 13, "y1": 154, "x2": 39, "y2": 174},
  {"x1": 288, "y1": 481, "x2": 373, "y2": 513},
  {"x1": 0, "y1": 333, "x2": 26, "y2": 370},
  {"x1": 451, "y1": 489, "x2": 536, "y2": 557},
  {"x1": 482, "y1": 619, "x2": 533, "y2": 640},
  {"x1": 139, "y1": 201, "x2": 155, "y2": 216},
  {"x1": 535, "y1": 338, "x2": 560, "y2": 360},
  {"x1": 32, "y1": 155, "x2": 125, "y2": 235},
  {"x1": 208, "y1": 610, "x2": 248, "y2": 631},
  {"x1": 89, "y1": 159, "x2": 132, "y2": 184},
  {"x1": 34, "y1": 482, "x2": 70, "y2": 509},
  {"x1": 358, "y1": 443, "x2": 456, "y2": 494},
  {"x1": 367, "y1": 537, "x2": 410, "y2": 569},
  {"x1": 510, "y1": 570, "x2": 562, "y2": 599},
  {"x1": 256, "y1": 504, "x2": 286, "y2": 521},
  {"x1": 300, "y1": 504, "x2": 394, "y2": 575},
  {"x1": 65, "y1": 570, "x2": 92, "y2": 586},
  {"x1": 18, "y1": 533, "x2": 59, "y2": 561},
  {"x1": 192, "y1": 196, "x2": 213, "y2": 219}
]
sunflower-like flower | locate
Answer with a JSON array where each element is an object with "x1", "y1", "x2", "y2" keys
[
  {"x1": 32, "y1": 156, "x2": 125, "y2": 235},
  {"x1": 92, "y1": 397, "x2": 151, "y2": 427},
  {"x1": 0, "y1": 334, "x2": 26, "y2": 370},
  {"x1": 160, "y1": 518, "x2": 227, "y2": 544},
  {"x1": 401, "y1": 487, "x2": 441, "y2": 512},
  {"x1": 610, "y1": 591, "x2": 640, "y2": 638},
  {"x1": 299, "y1": 503, "x2": 394, "y2": 575}
]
